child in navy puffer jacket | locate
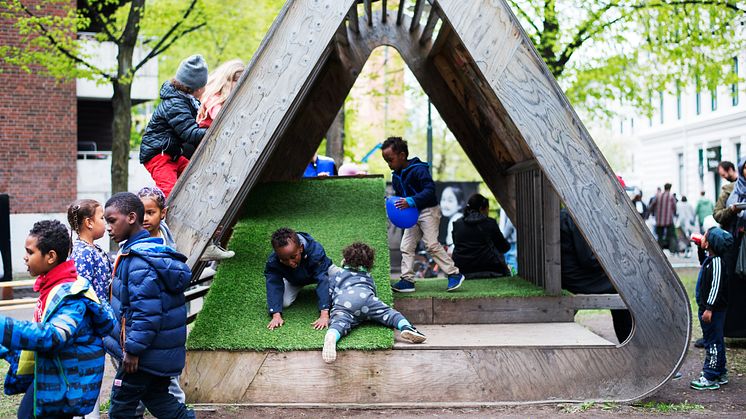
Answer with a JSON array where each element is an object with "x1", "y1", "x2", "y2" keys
[{"x1": 103, "y1": 192, "x2": 194, "y2": 419}]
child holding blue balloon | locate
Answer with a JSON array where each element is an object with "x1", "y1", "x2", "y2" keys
[{"x1": 381, "y1": 136, "x2": 465, "y2": 292}]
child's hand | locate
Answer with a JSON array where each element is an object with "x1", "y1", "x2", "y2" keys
[
  {"x1": 395, "y1": 198, "x2": 410, "y2": 209},
  {"x1": 702, "y1": 309, "x2": 713, "y2": 323},
  {"x1": 268, "y1": 313, "x2": 285, "y2": 330},
  {"x1": 312, "y1": 310, "x2": 330, "y2": 330},
  {"x1": 123, "y1": 353, "x2": 139, "y2": 374}
]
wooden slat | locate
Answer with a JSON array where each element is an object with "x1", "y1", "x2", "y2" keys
[
  {"x1": 410, "y1": 0, "x2": 424, "y2": 31},
  {"x1": 542, "y1": 176, "x2": 562, "y2": 296},
  {"x1": 0, "y1": 297, "x2": 36, "y2": 307},
  {"x1": 348, "y1": 3, "x2": 360, "y2": 33},
  {"x1": 364, "y1": 0, "x2": 373, "y2": 26},
  {"x1": 430, "y1": 296, "x2": 574, "y2": 324},
  {"x1": 419, "y1": 4, "x2": 439, "y2": 44},
  {"x1": 166, "y1": 0, "x2": 356, "y2": 267},
  {"x1": 0, "y1": 279, "x2": 35, "y2": 288},
  {"x1": 566, "y1": 294, "x2": 627, "y2": 310},
  {"x1": 185, "y1": 285, "x2": 210, "y2": 302},
  {"x1": 0, "y1": 304, "x2": 35, "y2": 312},
  {"x1": 396, "y1": 0, "x2": 405, "y2": 25}
]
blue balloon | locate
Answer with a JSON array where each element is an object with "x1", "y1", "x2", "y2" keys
[{"x1": 385, "y1": 196, "x2": 419, "y2": 228}]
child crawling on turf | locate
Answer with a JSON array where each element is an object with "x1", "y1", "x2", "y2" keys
[{"x1": 322, "y1": 242, "x2": 426, "y2": 363}]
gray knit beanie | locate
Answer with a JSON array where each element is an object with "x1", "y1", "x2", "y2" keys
[{"x1": 175, "y1": 54, "x2": 208, "y2": 91}]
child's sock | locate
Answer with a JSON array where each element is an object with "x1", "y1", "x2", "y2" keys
[
  {"x1": 322, "y1": 330, "x2": 339, "y2": 364},
  {"x1": 396, "y1": 319, "x2": 412, "y2": 331}
]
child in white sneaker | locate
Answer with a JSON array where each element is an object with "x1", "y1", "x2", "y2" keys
[{"x1": 322, "y1": 242, "x2": 426, "y2": 363}]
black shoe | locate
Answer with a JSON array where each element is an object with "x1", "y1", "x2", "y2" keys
[
  {"x1": 694, "y1": 338, "x2": 705, "y2": 348},
  {"x1": 400, "y1": 325, "x2": 427, "y2": 343}
]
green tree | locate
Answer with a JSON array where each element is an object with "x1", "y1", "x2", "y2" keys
[
  {"x1": 0, "y1": 0, "x2": 206, "y2": 194},
  {"x1": 508, "y1": 0, "x2": 746, "y2": 117}
]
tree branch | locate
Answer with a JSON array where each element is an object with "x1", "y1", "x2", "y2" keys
[
  {"x1": 134, "y1": 22, "x2": 206, "y2": 73},
  {"x1": 81, "y1": 0, "x2": 117, "y2": 43},
  {"x1": 132, "y1": 0, "x2": 203, "y2": 70},
  {"x1": 507, "y1": 0, "x2": 541, "y2": 34},
  {"x1": 17, "y1": 1, "x2": 114, "y2": 82}
]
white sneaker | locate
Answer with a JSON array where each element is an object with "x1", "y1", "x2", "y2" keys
[
  {"x1": 199, "y1": 266, "x2": 217, "y2": 280},
  {"x1": 322, "y1": 332, "x2": 337, "y2": 364},
  {"x1": 199, "y1": 243, "x2": 235, "y2": 261}
]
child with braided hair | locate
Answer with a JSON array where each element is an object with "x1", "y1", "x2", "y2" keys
[
  {"x1": 68, "y1": 199, "x2": 112, "y2": 303},
  {"x1": 322, "y1": 242, "x2": 426, "y2": 363}
]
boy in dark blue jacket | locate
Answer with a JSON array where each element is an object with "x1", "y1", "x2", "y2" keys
[
  {"x1": 265, "y1": 227, "x2": 336, "y2": 330},
  {"x1": 104, "y1": 192, "x2": 194, "y2": 418},
  {"x1": 691, "y1": 226, "x2": 732, "y2": 390},
  {"x1": 381, "y1": 136, "x2": 464, "y2": 292},
  {"x1": 0, "y1": 220, "x2": 114, "y2": 419}
]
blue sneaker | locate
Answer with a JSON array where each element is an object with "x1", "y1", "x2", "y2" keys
[
  {"x1": 392, "y1": 279, "x2": 415, "y2": 293},
  {"x1": 446, "y1": 274, "x2": 465, "y2": 291}
]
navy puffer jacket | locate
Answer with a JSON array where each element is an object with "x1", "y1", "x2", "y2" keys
[
  {"x1": 391, "y1": 157, "x2": 438, "y2": 209},
  {"x1": 139, "y1": 81, "x2": 206, "y2": 164},
  {"x1": 106, "y1": 230, "x2": 192, "y2": 377}
]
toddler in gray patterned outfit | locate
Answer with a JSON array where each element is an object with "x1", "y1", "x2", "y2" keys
[{"x1": 323, "y1": 242, "x2": 426, "y2": 363}]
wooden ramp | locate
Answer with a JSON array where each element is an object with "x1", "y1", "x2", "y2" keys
[{"x1": 171, "y1": 0, "x2": 690, "y2": 404}]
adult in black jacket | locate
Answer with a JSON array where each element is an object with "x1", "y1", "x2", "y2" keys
[
  {"x1": 560, "y1": 208, "x2": 632, "y2": 343},
  {"x1": 139, "y1": 54, "x2": 208, "y2": 198},
  {"x1": 452, "y1": 194, "x2": 511, "y2": 277}
]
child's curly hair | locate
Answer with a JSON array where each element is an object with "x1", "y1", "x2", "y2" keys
[
  {"x1": 137, "y1": 186, "x2": 167, "y2": 210},
  {"x1": 342, "y1": 242, "x2": 375, "y2": 271},
  {"x1": 30, "y1": 220, "x2": 71, "y2": 259},
  {"x1": 271, "y1": 227, "x2": 299, "y2": 249}
]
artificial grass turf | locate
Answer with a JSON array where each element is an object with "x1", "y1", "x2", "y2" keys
[
  {"x1": 392, "y1": 276, "x2": 560, "y2": 300},
  {"x1": 187, "y1": 177, "x2": 394, "y2": 351}
]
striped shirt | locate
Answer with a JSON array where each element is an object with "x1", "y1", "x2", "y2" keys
[{"x1": 653, "y1": 191, "x2": 677, "y2": 226}]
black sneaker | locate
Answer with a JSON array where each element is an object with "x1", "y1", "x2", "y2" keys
[
  {"x1": 717, "y1": 373, "x2": 729, "y2": 385},
  {"x1": 694, "y1": 338, "x2": 705, "y2": 348},
  {"x1": 400, "y1": 325, "x2": 427, "y2": 343}
]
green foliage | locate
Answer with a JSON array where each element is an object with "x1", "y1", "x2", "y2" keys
[
  {"x1": 187, "y1": 178, "x2": 394, "y2": 351},
  {"x1": 393, "y1": 276, "x2": 556, "y2": 300},
  {"x1": 634, "y1": 401, "x2": 705, "y2": 413}
]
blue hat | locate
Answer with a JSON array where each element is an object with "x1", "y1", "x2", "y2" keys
[
  {"x1": 707, "y1": 227, "x2": 733, "y2": 256},
  {"x1": 175, "y1": 54, "x2": 208, "y2": 91}
]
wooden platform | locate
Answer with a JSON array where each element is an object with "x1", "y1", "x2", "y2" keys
[
  {"x1": 393, "y1": 323, "x2": 614, "y2": 349},
  {"x1": 395, "y1": 294, "x2": 626, "y2": 324}
]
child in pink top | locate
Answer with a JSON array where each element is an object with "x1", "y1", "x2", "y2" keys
[{"x1": 196, "y1": 59, "x2": 245, "y2": 128}]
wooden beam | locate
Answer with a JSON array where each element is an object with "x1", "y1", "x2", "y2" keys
[
  {"x1": 382, "y1": 0, "x2": 387, "y2": 23},
  {"x1": 0, "y1": 279, "x2": 34, "y2": 288},
  {"x1": 165, "y1": 0, "x2": 356, "y2": 267},
  {"x1": 541, "y1": 176, "x2": 562, "y2": 296},
  {"x1": 410, "y1": 0, "x2": 424, "y2": 31},
  {"x1": 348, "y1": 3, "x2": 359, "y2": 33},
  {"x1": 419, "y1": 4, "x2": 439, "y2": 44},
  {"x1": 396, "y1": 0, "x2": 405, "y2": 25},
  {"x1": 364, "y1": 0, "x2": 373, "y2": 26}
]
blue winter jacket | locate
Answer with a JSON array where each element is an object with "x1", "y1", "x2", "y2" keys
[
  {"x1": 106, "y1": 230, "x2": 192, "y2": 377},
  {"x1": 264, "y1": 232, "x2": 332, "y2": 314},
  {"x1": 391, "y1": 157, "x2": 437, "y2": 209},
  {"x1": 139, "y1": 81, "x2": 206, "y2": 164},
  {"x1": 0, "y1": 277, "x2": 114, "y2": 417}
]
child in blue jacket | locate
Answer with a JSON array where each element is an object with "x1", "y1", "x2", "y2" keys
[
  {"x1": 690, "y1": 227, "x2": 732, "y2": 390},
  {"x1": 381, "y1": 136, "x2": 464, "y2": 292},
  {"x1": 0, "y1": 220, "x2": 114, "y2": 418},
  {"x1": 103, "y1": 192, "x2": 194, "y2": 419}
]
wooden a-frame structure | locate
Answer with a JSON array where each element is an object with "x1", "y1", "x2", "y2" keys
[{"x1": 168, "y1": 0, "x2": 690, "y2": 404}]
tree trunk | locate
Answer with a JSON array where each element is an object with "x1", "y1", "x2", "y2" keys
[
  {"x1": 111, "y1": 80, "x2": 133, "y2": 194},
  {"x1": 326, "y1": 106, "x2": 345, "y2": 167}
]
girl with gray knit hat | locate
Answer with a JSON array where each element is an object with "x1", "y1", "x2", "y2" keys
[{"x1": 139, "y1": 54, "x2": 208, "y2": 198}]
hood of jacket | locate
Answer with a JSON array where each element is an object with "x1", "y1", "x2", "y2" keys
[
  {"x1": 124, "y1": 233, "x2": 191, "y2": 294},
  {"x1": 394, "y1": 157, "x2": 429, "y2": 176}
]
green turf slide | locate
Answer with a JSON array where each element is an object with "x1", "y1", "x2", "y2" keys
[{"x1": 187, "y1": 177, "x2": 394, "y2": 351}]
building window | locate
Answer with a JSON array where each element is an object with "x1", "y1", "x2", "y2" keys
[
  {"x1": 620, "y1": 118, "x2": 624, "y2": 134},
  {"x1": 678, "y1": 152, "x2": 685, "y2": 196},
  {"x1": 712, "y1": 89, "x2": 718, "y2": 111},
  {"x1": 659, "y1": 91, "x2": 665, "y2": 124},
  {"x1": 738, "y1": 143, "x2": 742, "y2": 162},
  {"x1": 696, "y1": 75, "x2": 701, "y2": 115},
  {"x1": 732, "y1": 57, "x2": 739, "y2": 106},
  {"x1": 676, "y1": 85, "x2": 682, "y2": 119}
]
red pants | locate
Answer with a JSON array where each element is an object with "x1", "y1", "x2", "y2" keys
[{"x1": 144, "y1": 154, "x2": 190, "y2": 198}]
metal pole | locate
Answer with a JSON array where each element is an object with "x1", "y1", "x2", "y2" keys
[{"x1": 427, "y1": 97, "x2": 433, "y2": 173}]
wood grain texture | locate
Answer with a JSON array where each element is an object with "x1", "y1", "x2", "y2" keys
[
  {"x1": 437, "y1": 0, "x2": 690, "y2": 399},
  {"x1": 166, "y1": 0, "x2": 356, "y2": 267}
]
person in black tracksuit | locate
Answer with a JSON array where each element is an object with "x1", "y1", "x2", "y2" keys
[
  {"x1": 452, "y1": 194, "x2": 511, "y2": 277},
  {"x1": 690, "y1": 227, "x2": 732, "y2": 390},
  {"x1": 559, "y1": 208, "x2": 632, "y2": 344}
]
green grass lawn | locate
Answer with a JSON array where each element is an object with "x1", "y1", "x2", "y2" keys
[
  {"x1": 393, "y1": 276, "x2": 558, "y2": 299},
  {"x1": 0, "y1": 362, "x2": 23, "y2": 418},
  {"x1": 187, "y1": 178, "x2": 394, "y2": 351}
]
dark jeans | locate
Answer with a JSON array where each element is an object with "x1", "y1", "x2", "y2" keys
[
  {"x1": 17, "y1": 382, "x2": 74, "y2": 419},
  {"x1": 699, "y1": 308, "x2": 727, "y2": 380},
  {"x1": 655, "y1": 224, "x2": 678, "y2": 251},
  {"x1": 109, "y1": 369, "x2": 194, "y2": 419}
]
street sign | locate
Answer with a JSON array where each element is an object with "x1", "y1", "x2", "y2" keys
[{"x1": 706, "y1": 146, "x2": 722, "y2": 172}]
